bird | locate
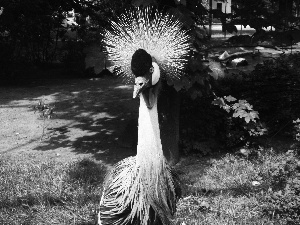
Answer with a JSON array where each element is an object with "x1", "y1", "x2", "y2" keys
[{"x1": 98, "y1": 6, "x2": 190, "y2": 225}]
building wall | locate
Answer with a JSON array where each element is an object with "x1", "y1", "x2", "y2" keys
[{"x1": 212, "y1": 0, "x2": 231, "y2": 13}]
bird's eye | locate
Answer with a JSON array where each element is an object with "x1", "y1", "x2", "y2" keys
[
  {"x1": 149, "y1": 67, "x2": 154, "y2": 73},
  {"x1": 138, "y1": 82, "x2": 143, "y2": 86}
]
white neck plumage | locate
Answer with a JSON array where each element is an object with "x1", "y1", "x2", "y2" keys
[
  {"x1": 136, "y1": 87, "x2": 162, "y2": 161},
  {"x1": 136, "y1": 61, "x2": 163, "y2": 165}
]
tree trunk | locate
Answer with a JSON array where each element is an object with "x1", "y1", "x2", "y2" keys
[
  {"x1": 208, "y1": 0, "x2": 213, "y2": 38},
  {"x1": 158, "y1": 80, "x2": 180, "y2": 166}
]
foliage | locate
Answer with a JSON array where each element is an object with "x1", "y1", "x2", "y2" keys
[
  {"x1": 214, "y1": 53, "x2": 300, "y2": 137},
  {"x1": 0, "y1": 0, "x2": 71, "y2": 63},
  {"x1": 33, "y1": 99, "x2": 55, "y2": 119},
  {"x1": 213, "y1": 96, "x2": 259, "y2": 123},
  {"x1": 246, "y1": 54, "x2": 300, "y2": 135},
  {"x1": 180, "y1": 92, "x2": 266, "y2": 155},
  {"x1": 0, "y1": 0, "x2": 108, "y2": 79},
  {"x1": 1, "y1": 0, "x2": 209, "y2": 92},
  {"x1": 213, "y1": 95, "x2": 267, "y2": 147},
  {"x1": 231, "y1": 0, "x2": 300, "y2": 30}
]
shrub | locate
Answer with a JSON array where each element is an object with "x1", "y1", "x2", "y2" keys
[
  {"x1": 214, "y1": 53, "x2": 300, "y2": 136},
  {"x1": 179, "y1": 93, "x2": 266, "y2": 155},
  {"x1": 213, "y1": 95, "x2": 267, "y2": 147}
]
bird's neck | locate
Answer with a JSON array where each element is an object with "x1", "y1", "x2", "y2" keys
[
  {"x1": 129, "y1": 88, "x2": 175, "y2": 224},
  {"x1": 136, "y1": 89, "x2": 164, "y2": 169}
]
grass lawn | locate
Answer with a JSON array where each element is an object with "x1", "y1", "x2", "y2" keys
[
  {"x1": 0, "y1": 77, "x2": 300, "y2": 224},
  {"x1": 175, "y1": 146, "x2": 300, "y2": 224},
  {"x1": 1, "y1": 144, "x2": 299, "y2": 224},
  {"x1": 0, "y1": 154, "x2": 105, "y2": 224}
]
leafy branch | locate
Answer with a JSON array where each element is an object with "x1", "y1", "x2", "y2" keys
[
  {"x1": 33, "y1": 99, "x2": 55, "y2": 141},
  {"x1": 213, "y1": 95, "x2": 267, "y2": 146}
]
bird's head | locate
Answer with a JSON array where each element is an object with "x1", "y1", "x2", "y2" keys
[{"x1": 131, "y1": 49, "x2": 160, "y2": 109}]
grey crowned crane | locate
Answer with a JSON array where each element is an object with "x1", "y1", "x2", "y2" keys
[{"x1": 98, "y1": 7, "x2": 190, "y2": 225}]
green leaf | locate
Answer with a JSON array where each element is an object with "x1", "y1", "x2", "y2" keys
[
  {"x1": 212, "y1": 98, "x2": 225, "y2": 107},
  {"x1": 173, "y1": 79, "x2": 184, "y2": 92},
  {"x1": 224, "y1": 95, "x2": 237, "y2": 102},
  {"x1": 245, "y1": 116, "x2": 251, "y2": 123},
  {"x1": 208, "y1": 61, "x2": 225, "y2": 79},
  {"x1": 250, "y1": 111, "x2": 259, "y2": 119}
]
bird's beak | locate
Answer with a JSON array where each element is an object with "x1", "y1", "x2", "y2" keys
[
  {"x1": 133, "y1": 76, "x2": 155, "y2": 109},
  {"x1": 133, "y1": 63, "x2": 160, "y2": 109},
  {"x1": 133, "y1": 62, "x2": 159, "y2": 99},
  {"x1": 133, "y1": 76, "x2": 150, "y2": 99}
]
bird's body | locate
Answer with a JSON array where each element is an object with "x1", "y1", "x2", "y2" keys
[
  {"x1": 99, "y1": 81, "x2": 179, "y2": 225},
  {"x1": 98, "y1": 6, "x2": 190, "y2": 225}
]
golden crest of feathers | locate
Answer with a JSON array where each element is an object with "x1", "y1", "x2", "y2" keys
[{"x1": 103, "y1": 6, "x2": 190, "y2": 83}]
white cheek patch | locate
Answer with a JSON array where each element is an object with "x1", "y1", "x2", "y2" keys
[{"x1": 151, "y1": 62, "x2": 160, "y2": 85}]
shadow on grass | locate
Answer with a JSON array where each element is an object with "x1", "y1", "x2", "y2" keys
[
  {"x1": 0, "y1": 77, "x2": 139, "y2": 165},
  {"x1": 33, "y1": 94, "x2": 139, "y2": 164}
]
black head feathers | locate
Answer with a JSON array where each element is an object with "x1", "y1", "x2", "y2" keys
[{"x1": 131, "y1": 49, "x2": 152, "y2": 77}]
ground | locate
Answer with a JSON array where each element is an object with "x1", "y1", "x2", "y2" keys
[{"x1": 0, "y1": 77, "x2": 138, "y2": 168}]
